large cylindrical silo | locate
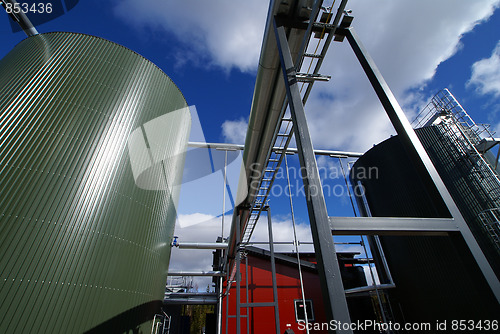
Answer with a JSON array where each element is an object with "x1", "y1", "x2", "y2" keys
[
  {"x1": 350, "y1": 126, "x2": 500, "y2": 326},
  {"x1": 0, "y1": 32, "x2": 190, "y2": 333}
]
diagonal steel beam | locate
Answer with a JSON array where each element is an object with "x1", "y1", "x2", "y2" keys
[
  {"x1": 274, "y1": 18, "x2": 353, "y2": 333},
  {"x1": 344, "y1": 26, "x2": 500, "y2": 302},
  {"x1": 329, "y1": 217, "x2": 459, "y2": 236}
]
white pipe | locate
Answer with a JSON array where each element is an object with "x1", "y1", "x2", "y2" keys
[
  {"x1": 174, "y1": 242, "x2": 228, "y2": 249},
  {"x1": 168, "y1": 271, "x2": 225, "y2": 277},
  {"x1": 188, "y1": 141, "x2": 363, "y2": 157}
]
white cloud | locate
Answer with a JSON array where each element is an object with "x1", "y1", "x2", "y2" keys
[
  {"x1": 169, "y1": 214, "x2": 229, "y2": 291},
  {"x1": 221, "y1": 118, "x2": 248, "y2": 144},
  {"x1": 304, "y1": 0, "x2": 500, "y2": 151},
  {"x1": 248, "y1": 215, "x2": 314, "y2": 252},
  {"x1": 113, "y1": 0, "x2": 268, "y2": 72},
  {"x1": 118, "y1": 0, "x2": 500, "y2": 289},
  {"x1": 468, "y1": 41, "x2": 500, "y2": 97},
  {"x1": 169, "y1": 214, "x2": 315, "y2": 290},
  {"x1": 114, "y1": 0, "x2": 500, "y2": 151},
  {"x1": 169, "y1": 213, "x2": 366, "y2": 290}
]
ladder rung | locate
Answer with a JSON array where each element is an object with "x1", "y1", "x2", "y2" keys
[
  {"x1": 296, "y1": 73, "x2": 331, "y2": 82},
  {"x1": 312, "y1": 22, "x2": 335, "y2": 30},
  {"x1": 304, "y1": 53, "x2": 323, "y2": 59}
]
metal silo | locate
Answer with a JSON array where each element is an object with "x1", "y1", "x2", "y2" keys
[
  {"x1": 350, "y1": 90, "x2": 500, "y2": 325},
  {"x1": 0, "y1": 32, "x2": 190, "y2": 333}
]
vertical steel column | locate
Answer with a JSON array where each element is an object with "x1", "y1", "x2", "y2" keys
[
  {"x1": 225, "y1": 282, "x2": 229, "y2": 334},
  {"x1": 345, "y1": 27, "x2": 500, "y2": 302},
  {"x1": 217, "y1": 241, "x2": 224, "y2": 334},
  {"x1": 266, "y1": 207, "x2": 281, "y2": 334},
  {"x1": 245, "y1": 255, "x2": 250, "y2": 334},
  {"x1": 274, "y1": 19, "x2": 353, "y2": 333},
  {"x1": 236, "y1": 214, "x2": 241, "y2": 334},
  {"x1": 217, "y1": 275, "x2": 223, "y2": 334}
]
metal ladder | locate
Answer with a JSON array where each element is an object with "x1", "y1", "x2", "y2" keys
[
  {"x1": 150, "y1": 311, "x2": 171, "y2": 334},
  {"x1": 438, "y1": 121, "x2": 500, "y2": 201},
  {"x1": 420, "y1": 89, "x2": 500, "y2": 199},
  {"x1": 241, "y1": 3, "x2": 342, "y2": 244}
]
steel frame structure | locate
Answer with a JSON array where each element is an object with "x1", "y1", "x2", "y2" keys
[
  {"x1": 243, "y1": 2, "x2": 500, "y2": 333},
  {"x1": 339, "y1": 26, "x2": 500, "y2": 302},
  {"x1": 7, "y1": 0, "x2": 499, "y2": 331}
]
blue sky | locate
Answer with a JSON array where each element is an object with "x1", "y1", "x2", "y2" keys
[{"x1": 2, "y1": 0, "x2": 500, "y2": 289}]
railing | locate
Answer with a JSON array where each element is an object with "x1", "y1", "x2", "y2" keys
[{"x1": 478, "y1": 208, "x2": 500, "y2": 251}]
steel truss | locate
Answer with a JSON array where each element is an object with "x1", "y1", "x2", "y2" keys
[{"x1": 266, "y1": 2, "x2": 500, "y2": 334}]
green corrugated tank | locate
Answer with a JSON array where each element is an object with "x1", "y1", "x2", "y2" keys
[{"x1": 0, "y1": 32, "x2": 191, "y2": 333}]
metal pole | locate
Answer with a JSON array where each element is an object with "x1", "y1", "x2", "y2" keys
[
  {"x1": 225, "y1": 278, "x2": 229, "y2": 334},
  {"x1": 2, "y1": 0, "x2": 38, "y2": 36},
  {"x1": 222, "y1": 150, "x2": 228, "y2": 238},
  {"x1": 245, "y1": 255, "x2": 250, "y2": 334},
  {"x1": 285, "y1": 154, "x2": 310, "y2": 333},
  {"x1": 266, "y1": 207, "x2": 281, "y2": 334},
  {"x1": 236, "y1": 214, "x2": 241, "y2": 334},
  {"x1": 274, "y1": 19, "x2": 352, "y2": 333},
  {"x1": 176, "y1": 242, "x2": 228, "y2": 249},
  {"x1": 187, "y1": 141, "x2": 363, "y2": 157},
  {"x1": 217, "y1": 264, "x2": 223, "y2": 334},
  {"x1": 344, "y1": 26, "x2": 500, "y2": 302},
  {"x1": 357, "y1": 181, "x2": 394, "y2": 285}
]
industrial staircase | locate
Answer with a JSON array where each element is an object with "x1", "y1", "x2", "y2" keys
[
  {"x1": 479, "y1": 208, "x2": 500, "y2": 251},
  {"x1": 414, "y1": 88, "x2": 500, "y2": 251}
]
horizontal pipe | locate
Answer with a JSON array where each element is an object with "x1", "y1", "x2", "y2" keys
[
  {"x1": 165, "y1": 292, "x2": 217, "y2": 298},
  {"x1": 163, "y1": 299, "x2": 217, "y2": 305},
  {"x1": 163, "y1": 294, "x2": 218, "y2": 305},
  {"x1": 167, "y1": 271, "x2": 225, "y2": 277},
  {"x1": 329, "y1": 217, "x2": 458, "y2": 236},
  {"x1": 188, "y1": 141, "x2": 363, "y2": 157},
  {"x1": 345, "y1": 283, "x2": 396, "y2": 295},
  {"x1": 188, "y1": 142, "x2": 244, "y2": 150},
  {"x1": 175, "y1": 242, "x2": 228, "y2": 249},
  {"x1": 245, "y1": 241, "x2": 314, "y2": 245}
]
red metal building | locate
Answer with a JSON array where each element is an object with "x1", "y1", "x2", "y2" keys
[{"x1": 221, "y1": 247, "x2": 374, "y2": 333}]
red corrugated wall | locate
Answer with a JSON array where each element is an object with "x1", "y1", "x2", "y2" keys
[{"x1": 222, "y1": 254, "x2": 326, "y2": 334}]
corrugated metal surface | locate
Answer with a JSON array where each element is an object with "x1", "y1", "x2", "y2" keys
[
  {"x1": 0, "y1": 32, "x2": 190, "y2": 333},
  {"x1": 417, "y1": 125, "x2": 500, "y2": 272},
  {"x1": 350, "y1": 129, "x2": 500, "y2": 324}
]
